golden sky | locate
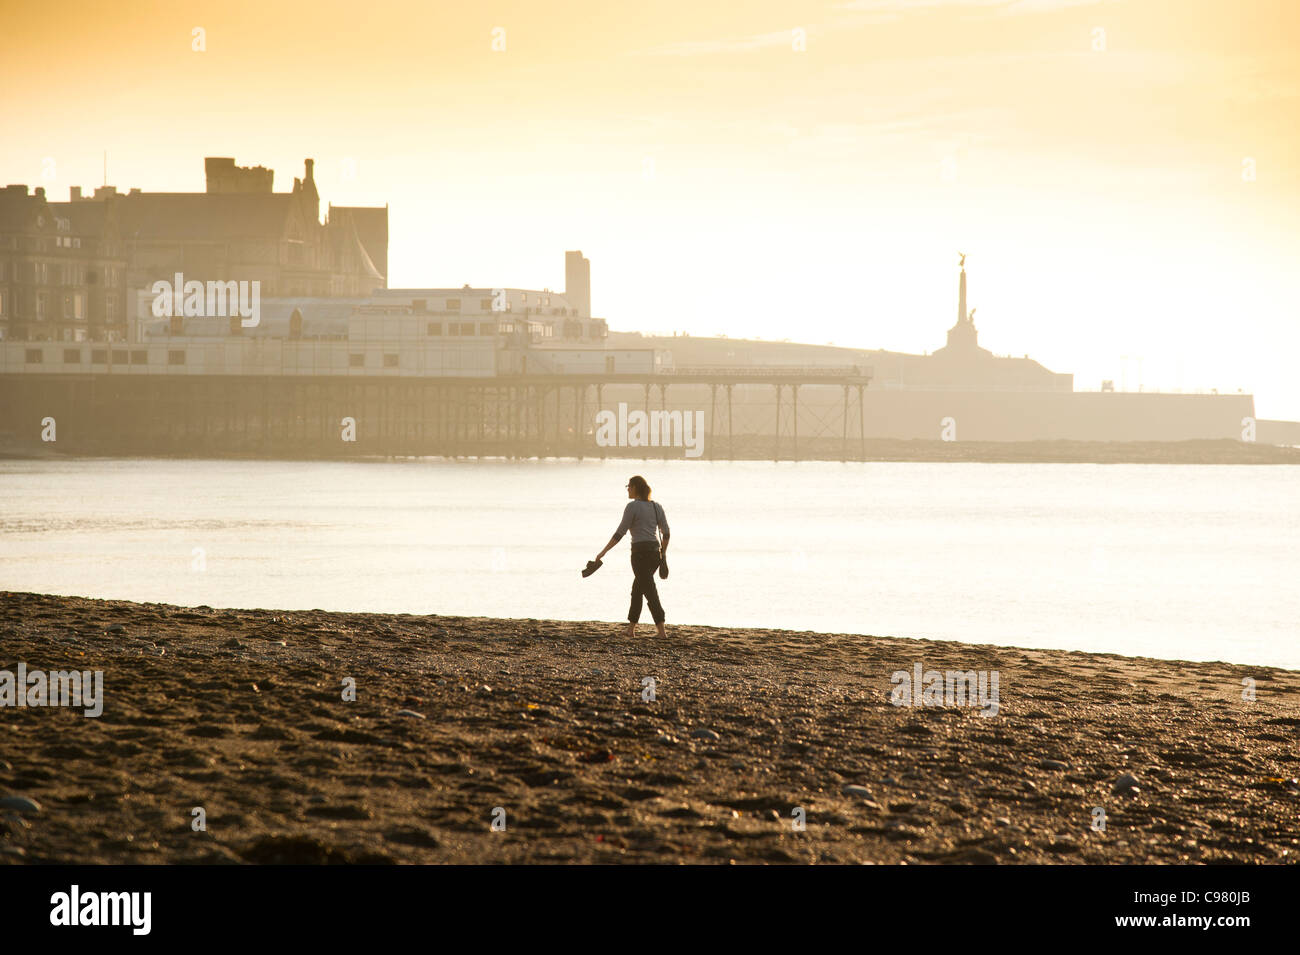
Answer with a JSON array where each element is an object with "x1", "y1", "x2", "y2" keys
[{"x1": 4, "y1": 0, "x2": 1299, "y2": 416}]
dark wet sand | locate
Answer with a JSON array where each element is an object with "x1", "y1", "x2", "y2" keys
[{"x1": 1, "y1": 591, "x2": 1297, "y2": 864}]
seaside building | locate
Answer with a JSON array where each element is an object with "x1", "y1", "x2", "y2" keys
[
  {"x1": 128, "y1": 249, "x2": 610, "y2": 370},
  {"x1": 0, "y1": 156, "x2": 389, "y2": 347},
  {"x1": 100, "y1": 156, "x2": 386, "y2": 300},
  {"x1": 0, "y1": 184, "x2": 129, "y2": 343}
]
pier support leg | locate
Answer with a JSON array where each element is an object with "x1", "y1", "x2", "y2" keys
[
  {"x1": 858, "y1": 384, "x2": 865, "y2": 461},
  {"x1": 709, "y1": 384, "x2": 718, "y2": 461},
  {"x1": 773, "y1": 384, "x2": 781, "y2": 461},
  {"x1": 727, "y1": 384, "x2": 734, "y2": 460},
  {"x1": 792, "y1": 383, "x2": 798, "y2": 460},
  {"x1": 842, "y1": 385, "x2": 849, "y2": 463}
]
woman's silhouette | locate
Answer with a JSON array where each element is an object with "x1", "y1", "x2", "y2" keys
[{"x1": 595, "y1": 475, "x2": 669, "y2": 637}]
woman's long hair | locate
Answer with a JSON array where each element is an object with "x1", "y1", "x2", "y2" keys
[{"x1": 628, "y1": 475, "x2": 651, "y2": 500}]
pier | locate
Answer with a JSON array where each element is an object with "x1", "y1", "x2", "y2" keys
[{"x1": 0, "y1": 361, "x2": 874, "y2": 461}]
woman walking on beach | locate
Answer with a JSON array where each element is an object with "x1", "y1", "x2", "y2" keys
[{"x1": 595, "y1": 475, "x2": 669, "y2": 638}]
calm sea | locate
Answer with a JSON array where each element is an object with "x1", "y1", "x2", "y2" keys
[{"x1": 1, "y1": 458, "x2": 1296, "y2": 670}]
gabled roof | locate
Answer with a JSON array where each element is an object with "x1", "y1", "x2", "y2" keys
[
  {"x1": 330, "y1": 205, "x2": 387, "y2": 278},
  {"x1": 328, "y1": 212, "x2": 384, "y2": 281},
  {"x1": 117, "y1": 193, "x2": 296, "y2": 240}
]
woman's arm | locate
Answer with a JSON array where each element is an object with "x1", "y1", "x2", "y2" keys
[
  {"x1": 595, "y1": 535, "x2": 620, "y2": 561},
  {"x1": 660, "y1": 529, "x2": 669, "y2": 555},
  {"x1": 597, "y1": 504, "x2": 633, "y2": 560}
]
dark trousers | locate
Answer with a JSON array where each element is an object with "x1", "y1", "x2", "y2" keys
[{"x1": 628, "y1": 545, "x2": 665, "y2": 624}]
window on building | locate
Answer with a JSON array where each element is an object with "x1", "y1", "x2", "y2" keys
[
  {"x1": 130, "y1": 349, "x2": 147, "y2": 364},
  {"x1": 64, "y1": 349, "x2": 81, "y2": 364},
  {"x1": 349, "y1": 353, "x2": 364, "y2": 367},
  {"x1": 91, "y1": 349, "x2": 107, "y2": 364},
  {"x1": 111, "y1": 349, "x2": 127, "y2": 364},
  {"x1": 480, "y1": 298, "x2": 492, "y2": 310},
  {"x1": 25, "y1": 348, "x2": 43, "y2": 363},
  {"x1": 383, "y1": 353, "x2": 398, "y2": 367},
  {"x1": 413, "y1": 299, "x2": 427, "y2": 312},
  {"x1": 447, "y1": 298, "x2": 461, "y2": 311},
  {"x1": 168, "y1": 350, "x2": 185, "y2": 365},
  {"x1": 426, "y1": 322, "x2": 441, "y2": 336},
  {"x1": 479, "y1": 322, "x2": 496, "y2": 336}
]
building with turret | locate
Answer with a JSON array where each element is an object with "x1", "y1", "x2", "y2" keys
[{"x1": 0, "y1": 156, "x2": 388, "y2": 343}]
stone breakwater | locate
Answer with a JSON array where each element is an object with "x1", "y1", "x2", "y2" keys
[{"x1": 1, "y1": 591, "x2": 1297, "y2": 864}]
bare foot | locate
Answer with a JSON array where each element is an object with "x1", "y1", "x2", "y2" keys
[
  {"x1": 624, "y1": 623, "x2": 635, "y2": 639},
  {"x1": 656, "y1": 622, "x2": 666, "y2": 638}
]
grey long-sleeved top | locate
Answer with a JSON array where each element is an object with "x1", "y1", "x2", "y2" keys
[{"x1": 612, "y1": 499, "x2": 668, "y2": 545}]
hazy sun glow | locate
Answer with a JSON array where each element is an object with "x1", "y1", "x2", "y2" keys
[{"x1": 4, "y1": 0, "x2": 1297, "y2": 416}]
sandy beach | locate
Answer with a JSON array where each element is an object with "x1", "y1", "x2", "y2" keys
[{"x1": 1, "y1": 590, "x2": 1297, "y2": 864}]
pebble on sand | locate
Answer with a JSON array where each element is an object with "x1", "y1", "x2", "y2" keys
[
  {"x1": 1037, "y1": 759, "x2": 1070, "y2": 771},
  {"x1": 1112, "y1": 773, "x2": 1141, "y2": 795},
  {"x1": 396, "y1": 709, "x2": 427, "y2": 719},
  {"x1": 690, "y1": 728, "x2": 720, "y2": 741},
  {"x1": 0, "y1": 796, "x2": 42, "y2": 814},
  {"x1": 842, "y1": 784, "x2": 874, "y2": 799}
]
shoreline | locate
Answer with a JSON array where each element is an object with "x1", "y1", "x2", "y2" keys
[
  {"x1": 2, "y1": 438, "x2": 1299, "y2": 465},
  {"x1": 2, "y1": 591, "x2": 1297, "y2": 864}
]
